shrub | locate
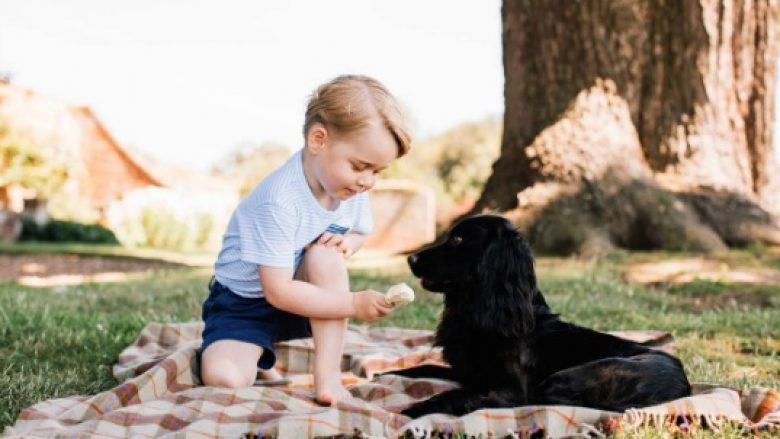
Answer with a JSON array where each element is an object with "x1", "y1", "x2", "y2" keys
[
  {"x1": 19, "y1": 217, "x2": 118, "y2": 244},
  {"x1": 105, "y1": 187, "x2": 237, "y2": 251}
]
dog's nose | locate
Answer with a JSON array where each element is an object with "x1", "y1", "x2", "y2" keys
[{"x1": 407, "y1": 254, "x2": 418, "y2": 266}]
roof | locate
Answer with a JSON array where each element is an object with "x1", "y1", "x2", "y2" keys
[{"x1": 0, "y1": 83, "x2": 237, "y2": 197}]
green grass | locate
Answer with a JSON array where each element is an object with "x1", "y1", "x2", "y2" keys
[{"x1": 1, "y1": 248, "x2": 780, "y2": 437}]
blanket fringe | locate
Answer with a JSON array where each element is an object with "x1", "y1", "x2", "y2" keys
[
  {"x1": 576, "y1": 422, "x2": 606, "y2": 438},
  {"x1": 752, "y1": 411, "x2": 780, "y2": 433},
  {"x1": 620, "y1": 409, "x2": 780, "y2": 435},
  {"x1": 621, "y1": 409, "x2": 735, "y2": 435}
]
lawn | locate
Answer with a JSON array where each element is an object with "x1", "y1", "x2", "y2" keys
[{"x1": 1, "y1": 245, "x2": 779, "y2": 437}]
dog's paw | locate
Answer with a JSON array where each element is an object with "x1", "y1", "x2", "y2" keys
[
  {"x1": 401, "y1": 400, "x2": 439, "y2": 418},
  {"x1": 400, "y1": 404, "x2": 427, "y2": 419}
]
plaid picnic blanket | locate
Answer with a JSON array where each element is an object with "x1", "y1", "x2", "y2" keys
[{"x1": 5, "y1": 322, "x2": 780, "y2": 438}]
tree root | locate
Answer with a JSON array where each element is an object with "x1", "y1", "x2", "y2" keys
[{"x1": 500, "y1": 175, "x2": 780, "y2": 256}]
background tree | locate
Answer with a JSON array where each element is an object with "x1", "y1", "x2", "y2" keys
[
  {"x1": 384, "y1": 117, "x2": 502, "y2": 229},
  {"x1": 0, "y1": 118, "x2": 69, "y2": 200},
  {"x1": 211, "y1": 142, "x2": 291, "y2": 196},
  {"x1": 473, "y1": 0, "x2": 780, "y2": 255}
]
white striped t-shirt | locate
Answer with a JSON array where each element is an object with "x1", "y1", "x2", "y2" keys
[{"x1": 213, "y1": 149, "x2": 373, "y2": 297}]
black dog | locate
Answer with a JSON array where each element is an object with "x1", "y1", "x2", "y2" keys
[{"x1": 389, "y1": 214, "x2": 691, "y2": 418}]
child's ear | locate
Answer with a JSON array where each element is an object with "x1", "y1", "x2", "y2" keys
[{"x1": 307, "y1": 123, "x2": 328, "y2": 154}]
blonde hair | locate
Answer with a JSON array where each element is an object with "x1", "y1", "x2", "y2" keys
[{"x1": 303, "y1": 75, "x2": 411, "y2": 157}]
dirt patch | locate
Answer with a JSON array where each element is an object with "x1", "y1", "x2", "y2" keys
[
  {"x1": 0, "y1": 253, "x2": 186, "y2": 282},
  {"x1": 624, "y1": 257, "x2": 780, "y2": 312},
  {"x1": 623, "y1": 257, "x2": 780, "y2": 285}
]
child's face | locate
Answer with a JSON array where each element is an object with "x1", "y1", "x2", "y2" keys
[{"x1": 311, "y1": 120, "x2": 398, "y2": 201}]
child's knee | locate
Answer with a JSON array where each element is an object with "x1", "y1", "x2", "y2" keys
[
  {"x1": 201, "y1": 359, "x2": 255, "y2": 388},
  {"x1": 200, "y1": 341, "x2": 262, "y2": 388},
  {"x1": 301, "y1": 245, "x2": 347, "y2": 280}
]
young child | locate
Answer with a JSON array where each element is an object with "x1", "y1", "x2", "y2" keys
[{"x1": 199, "y1": 75, "x2": 412, "y2": 405}]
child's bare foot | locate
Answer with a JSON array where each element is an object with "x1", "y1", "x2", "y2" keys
[
  {"x1": 259, "y1": 368, "x2": 284, "y2": 381},
  {"x1": 255, "y1": 368, "x2": 290, "y2": 386},
  {"x1": 314, "y1": 372, "x2": 352, "y2": 406}
]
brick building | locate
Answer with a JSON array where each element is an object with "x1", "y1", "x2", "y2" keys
[{"x1": 0, "y1": 83, "x2": 235, "y2": 242}]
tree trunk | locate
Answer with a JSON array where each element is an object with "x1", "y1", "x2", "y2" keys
[{"x1": 474, "y1": 0, "x2": 780, "y2": 254}]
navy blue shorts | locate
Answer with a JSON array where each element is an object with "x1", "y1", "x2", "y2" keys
[{"x1": 200, "y1": 277, "x2": 312, "y2": 369}]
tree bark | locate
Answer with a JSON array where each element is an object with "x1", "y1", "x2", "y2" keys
[{"x1": 474, "y1": 0, "x2": 780, "y2": 254}]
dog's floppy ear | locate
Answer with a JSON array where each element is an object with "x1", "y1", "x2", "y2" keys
[{"x1": 472, "y1": 226, "x2": 537, "y2": 337}]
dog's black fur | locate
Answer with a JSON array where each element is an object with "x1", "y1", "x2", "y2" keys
[{"x1": 389, "y1": 215, "x2": 691, "y2": 418}]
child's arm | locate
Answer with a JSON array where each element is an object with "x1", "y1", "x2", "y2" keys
[{"x1": 259, "y1": 265, "x2": 391, "y2": 321}]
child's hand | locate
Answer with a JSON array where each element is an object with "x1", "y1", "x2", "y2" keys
[
  {"x1": 314, "y1": 232, "x2": 352, "y2": 258},
  {"x1": 351, "y1": 290, "x2": 394, "y2": 322}
]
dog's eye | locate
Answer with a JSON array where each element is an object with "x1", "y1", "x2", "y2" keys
[{"x1": 448, "y1": 236, "x2": 463, "y2": 246}]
